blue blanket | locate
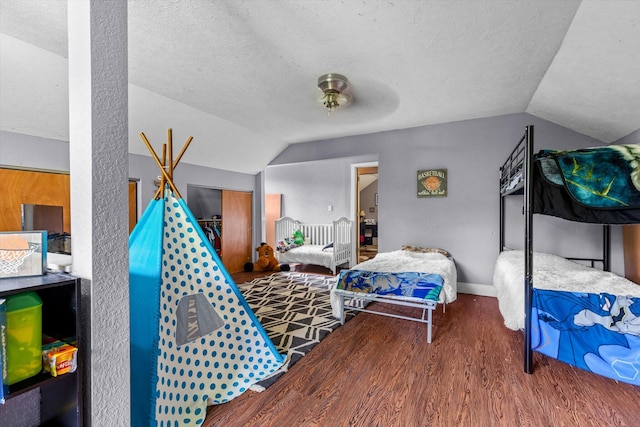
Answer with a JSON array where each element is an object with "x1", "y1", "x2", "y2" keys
[
  {"x1": 532, "y1": 289, "x2": 640, "y2": 385},
  {"x1": 336, "y1": 270, "x2": 443, "y2": 301}
]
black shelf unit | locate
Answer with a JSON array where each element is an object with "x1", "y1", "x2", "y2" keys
[
  {"x1": 1, "y1": 272, "x2": 82, "y2": 426},
  {"x1": 361, "y1": 223, "x2": 378, "y2": 246}
]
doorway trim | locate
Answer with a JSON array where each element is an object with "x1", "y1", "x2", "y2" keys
[{"x1": 351, "y1": 161, "x2": 379, "y2": 264}]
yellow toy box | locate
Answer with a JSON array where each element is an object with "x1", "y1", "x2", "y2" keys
[{"x1": 42, "y1": 339, "x2": 77, "y2": 377}]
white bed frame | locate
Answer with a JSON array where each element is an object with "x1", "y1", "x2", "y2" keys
[
  {"x1": 330, "y1": 250, "x2": 457, "y2": 344},
  {"x1": 334, "y1": 291, "x2": 438, "y2": 343},
  {"x1": 274, "y1": 216, "x2": 353, "y2": 274}
]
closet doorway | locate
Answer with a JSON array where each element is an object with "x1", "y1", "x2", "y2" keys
[
  {"x1": 128, "y1": 179, "x2": 139, "y2": 233},
  {"x1": 186, "y1": 185, "x2": 252, "y2": 273},
  {"x1": 623, "y1": 225, "x2": 640, "y2": 283},
  {"x1": 356, "y1": 166, "x2": 378, "y2": 263}
]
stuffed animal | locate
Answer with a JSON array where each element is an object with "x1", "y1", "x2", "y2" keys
[
  {"x1": 244, "y1": 242, "x2": 290, "y2": 272},
  {"x1": 292, "y1": 229, "x2": 305, "y2": 245}
]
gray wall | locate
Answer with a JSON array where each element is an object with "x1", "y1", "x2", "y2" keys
[
  {"x1": 614, "y1": 128, "x2": 640, "y2": 145},
  {"x1": 265, "y1": 155, "x2": 376, "y2": 223},
  {"x1": 360, "y1": 179, "x2": 379, "y2": 222},
  {"x1": 0, "y1": 130, "x2": 71, "y2": 171},
  {"x1": 267, "y1": 113, "x2": 628, "y2": 286},
  {"x1": 186, "y1": 186, "x2": 222, "y2": 220}
]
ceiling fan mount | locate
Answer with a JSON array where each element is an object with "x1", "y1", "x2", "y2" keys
[{"x1": 317, "y1": 73, "x2": 352, "y2": 114}]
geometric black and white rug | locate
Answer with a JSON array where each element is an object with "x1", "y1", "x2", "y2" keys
[{"x1": 237, "y1": 272, "x2": 358, "y2": 390}]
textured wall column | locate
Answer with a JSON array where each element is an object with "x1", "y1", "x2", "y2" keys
[{"x1": 68, "y1": 1, "x2": 130, "y2": 425}]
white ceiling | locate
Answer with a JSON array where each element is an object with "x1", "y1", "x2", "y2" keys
[
  {"x1": 1, "y1": 1, "x2": 639, "y2": 174},
  {"x1": 360, "y1": 174, "x2": 378, "y2": 191}
]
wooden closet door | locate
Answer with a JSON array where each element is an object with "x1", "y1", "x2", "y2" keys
[
  {"x1": 221, "y1": 190, "x2": 252, "y2": 273},
  {"x1": 0, "y1": 168, "x2": 71, "y2": 232},
  {"x1": 623, "y1": 224, "x2": 640, "y2": 284},
  {"x1": 129, "y1": 180, "x2": 138, "y2": 233},
  {"x1": 265, "y1": 193, "x2": 281, "y2": 247}
]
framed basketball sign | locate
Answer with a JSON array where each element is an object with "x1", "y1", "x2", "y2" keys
[{"x1": 417, "y1": 169, "x2": 447, "y2": 198}]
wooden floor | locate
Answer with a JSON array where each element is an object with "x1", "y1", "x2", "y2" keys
[
  {"x1": 358, "y1": 245, "x2": 378, "y2": 263},
  {"x1": 204, "y1": 265, "x2": 640, "y2": 427}
]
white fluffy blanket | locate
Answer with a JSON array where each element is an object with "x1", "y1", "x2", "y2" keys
[
  {"x1": 350, "y1": 250, "x2": 457, "y2": 303},
  {"x1": 493, "y1": 251, "x2": 640, "y2": 330},
  {"x1": 277, "y1": 245, "x2": 333, "y2": 268}
]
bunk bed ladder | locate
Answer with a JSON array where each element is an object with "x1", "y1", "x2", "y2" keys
[
  {"x1": 523, "y1": 125, "x2": 534, "y2": 374},
  {"x1": 499, "y1": 179, "x2": 505, "y2": 252},
  {"x1": 603, "y1": 225, "x2": 611, "y2": 272},
  {"x1": 499, "y1": 130, "x2": 526, "y2": 252}
]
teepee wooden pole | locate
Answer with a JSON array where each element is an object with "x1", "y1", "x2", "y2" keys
[
  {"x1": 168, "y1": 128, "x2": 174, "y2": 181},
  {"x1": 161, "y1": 144, "x2": 168, "y2": 196},
  {"x1": 140, "y1": 132, "x2": 182, "y2": 199},
  {"x1": 153, "y1": 135, "x2": 193, "y2": 199},
  {"x1": 173, "y1": 136, "x2": 193, "y2": 168},
  {"x1": 151, "y1": 144, "x2": 168, "y2": 200}
]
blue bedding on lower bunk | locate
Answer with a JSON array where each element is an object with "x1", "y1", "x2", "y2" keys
[
  {"x1": 336, "y1": 270, "x2": 443, "y2": 301},
  {"x1": 532, "y1": 289, "x2": 640, "y2": 385}
]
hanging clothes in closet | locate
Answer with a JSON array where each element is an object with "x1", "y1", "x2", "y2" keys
[{"x1": 198, "y1": 218, "x2": 222, "y2": 257}]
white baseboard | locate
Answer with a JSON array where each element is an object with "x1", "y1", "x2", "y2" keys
[{"x1": 457, "y1": 282, "x2": 496, "y2": 297}]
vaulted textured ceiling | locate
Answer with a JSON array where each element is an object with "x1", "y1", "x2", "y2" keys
[{"x1": 1, "y1": 1, "x2": 638, "y2": 174}]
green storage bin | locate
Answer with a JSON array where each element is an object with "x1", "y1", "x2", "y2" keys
[{"x1": 6, "y1": 291, "x2": 43, "y2": 385}]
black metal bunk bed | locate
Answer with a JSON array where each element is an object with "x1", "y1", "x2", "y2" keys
[{"x1": 498, "y1": 125, "x2": 640, "y2": 380}]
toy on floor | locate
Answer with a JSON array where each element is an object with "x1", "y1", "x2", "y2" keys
[{"x1": 244, "y1": 243, "x2": 290, "y2": 272}]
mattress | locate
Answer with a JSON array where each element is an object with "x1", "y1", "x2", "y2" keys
[
  {"x1": 348, "y1": 250, "x2": 457, "y2": 304},
  {"x1": 493, "y1": 250, "x2": 640, "y2": 330},
  {"x1": 276, "y1": 245, "x2": 333, "y2": 267}
]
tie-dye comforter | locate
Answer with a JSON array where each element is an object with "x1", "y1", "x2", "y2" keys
[
  {"x1": 534, "y1": 144, "x2": 640, "y2": 223},
  {"x1": 336, "y1": 270, "x2": 443, "y2": 301}
]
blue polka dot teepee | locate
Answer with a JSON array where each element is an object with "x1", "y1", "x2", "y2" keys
[{"x1": 129, "y1": 130, "x2": 285, "y2": 426}]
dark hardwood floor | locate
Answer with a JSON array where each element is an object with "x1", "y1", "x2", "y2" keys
[
  {"x1": 204, "y1": 265, "x2": 640, "y2": 427},
  {"x1": 358, "y1": 245, "x2": 378, "y2": 263}
]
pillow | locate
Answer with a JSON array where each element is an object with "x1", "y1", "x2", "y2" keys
[
  {"x1": 277, "y1": 240, "x2": 303, "y2": 253},
  {"x1": 402, "y1": 245, "x2": 451, "y2": 257}
]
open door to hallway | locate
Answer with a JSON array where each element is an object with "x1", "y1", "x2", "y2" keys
[{"x1": 356, "y1": 165, "x2": 378, "y2": 263}]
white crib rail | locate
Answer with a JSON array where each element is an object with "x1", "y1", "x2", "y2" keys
[
  {"x1": 332, "y1": 217, "x2": 353, "y2": 270},
  {"x1": 274, "y1": 216, "x2": 302, "y2": 246},
  {"x1": 300, "y1": 223, "x2": 332, "y2": 246}
]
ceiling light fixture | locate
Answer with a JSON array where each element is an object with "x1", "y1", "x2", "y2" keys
[{"x1": 317, "y1": 73, "x2": 351, "y2": 115}]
